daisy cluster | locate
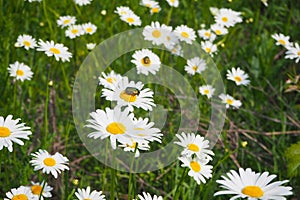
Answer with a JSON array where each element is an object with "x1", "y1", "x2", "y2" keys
[
  {"x1": 115, "y1": 6, "x2": 142, "y2": 26},
  {"x1": 56, "y1": 16, "x2": 97, "y2": 39},
  {"x1": 86, "y1": 71, "x2": 162, "y2": 157},
  {"x1": 272, "y1": 33, "x2": 300, "y2": 63},
  {"x1": 174, "y1": 132, "x2": 214, "y2": 185}
]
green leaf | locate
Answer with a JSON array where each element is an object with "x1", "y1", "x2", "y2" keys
[{"x1": 285, "y1": 140, "x2": 300, "y2": 177}]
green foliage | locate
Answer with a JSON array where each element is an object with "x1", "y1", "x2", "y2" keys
[{"x1": 285, "y1": 140, "x2": 300, "y2": 177}]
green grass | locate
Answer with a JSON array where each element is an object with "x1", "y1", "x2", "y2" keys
[{"x1": 0, "y1": 0, "x2": 300, "y2": 199}]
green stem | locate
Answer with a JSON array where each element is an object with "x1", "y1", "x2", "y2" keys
[
  {"x1": 38, "y1": 177, "x2": 48, "y2": 200},
  {"x1": 174, "y1": 167, "x2": 188, "y2": 200},
  {"x1": 43, "y1": 64, "x2": 51, "y2": 148},
  {"x1": 128, "y1": 153, "x2": 136, "y2": 199},
  {"x1": 42, "y1": 0, "x2": 53, "y2": 38},
  {"x1": 110, "y1": 167, "x2": 116, "y2": 200}
]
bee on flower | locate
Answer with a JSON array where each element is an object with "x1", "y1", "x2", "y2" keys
[{"x1": 131, "y1": 49, "x2": 161, "y2": 75}]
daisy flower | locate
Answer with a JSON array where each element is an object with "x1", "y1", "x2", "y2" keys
[
  {"x1": 8, "y1": 61, "x2": 33, "y2": 82},
  {"x1": 201, "y1": 41, "x2": 217, "y2": 56},
  {"x1": 150, "y1": 4, "x2": 161, "y2": 14},
  {"x1": 214, "y1": 8, "x2": 242, "y2": 28},
  {"x1": 261, "y1": 0, "x2": 268, "y2": 6},
  {"x1": 75, "y1": 186, "x2": 106, "y2": 200},
  {"x1": 132, "y1": 117, "x2": 162, "y2": 143},
  {"x1": 219, "y1": 93, "x2": 242, "y2": 109},
  {"x1": 30, "y1": 149, "x2": 69, "y2": 178},
  {"x1": 37, "y1": 40, "x2": 72, "y2": 62},
  {"x1": 175, "y1": 132, "x2": 214, "y2": 161},
  {"x1": 140, "y1": 0, "x2": 158, "y2": 8},
  {"x1": 82, "y1": 22, "x2": 97, "y2": 35},
  {"x1": 174, "y1": 25, "x2": 196, "y2": 44},
  {"x1": 0, "y1": 115, "x2": 32, "y2": 152},
  {"x1": 163, "y1": 31, "x2": 179, "y2": 49},
  {"x1": 143, "y1": 21, "x2": 172, "y2": 45},
  {"x1": 184, "y1": 57, "x2": 206, "y2": 75},
  {"x1": 120, "y1": 13, "x2": 142, "y2": 26},
  {"x1": 30, "y1": 181, "x2": 53, "y2": 200},
  {"x1": 210, "y1": 24, "x2": 228, "y2": 36},
  {"x1": 86, "y1": 43, "x2": 96, "y2": 50},
  {"x1": 74, "y1": 0, "x2": 92, "y2": 6},
  {"x1": 86, "y1": 107, "x2": 138, "y2": 149},
  {"x1": 119, "y1": 139, "x2": 150, "y2": 157},
  {"x1": 25, "y1": 0, "x2": 42, "y2": 2},
  {"x1": 271, "y1": 33, "x2": 291, "y2": 47},
  {"x1": 226, "y1": 67, "x2": 250, "y2": 86},
  {"x1": 98, "y1": 70, "x2": 123, "y2": 90},
  {"x1": 114, "y1": 6, "x2": 134, "y2": 16},
  {"x1": 4, "y1": 186, "x2": 34, "y2": 200},
  {"x1": 209, "y1": 7, "x2": 220, "y2": 16},
  {"x1": 214, "y1": 168, "x2": 293, "y2": 199},
  {"x1": 102, "y1": 77, "x2": 155, "y2": 111},
  {"x1": 285, "y1": 42, "x2": 300, "y2": 63},
  {"x1": 131, "y1": 49, "x2": 161, "y2": 75},
  {"x1": 179, "y1": 156, "x2": 213, "y2": 185},
  {"x1": 167, "y1": 43, "x2": 183, "y2": 56},
  {"x1": 138, "y1": 192, "x2": 163, "y2": 200},
  {"x1": 199, "y1": 85, "x2": 215, "y2": 99},
  {"x1": 65, "y1": 25, "x2": 84, "y2": 39},
  {"x1": 165, "y1": 0, "x2": 179, "y2": 7},
  {"x1": 198, "y1": 29, "x2": 216, "y2": 42},
  {"x1": 57, "y1": 16, "x2": 76, "y2": 28},
  {"x1": 16, "y1": 34, "x2": 37, "y2": 50}
]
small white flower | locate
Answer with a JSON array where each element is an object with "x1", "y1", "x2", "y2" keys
[
  {"x1": 132, "y1": 117, "x2": 162, "y2": 143},
  {"x1": 98, "y1": 70, "x2": 123, "y2": 90},
  {"x1": 120, "y1": 13, "x2": 142, "y2": 26},
  {"x1": 140, "y1": 0, "x2": 158, "y2": 8},
  {"x1": 82, "y1": 22, "x2": 97, "y2": 35},
  {"x1": 165, "y1": 0, "x2": 179, "y2": 7},
  {"x1": 209, "y1": 7, "x2": 220, "y2": 16},
  {"x1": 214, "y1": 168, "x2": 293, "y2": 199},
  {"x1": 138, "y1": 192, "x2": 163, "y2": 200},
  {"x1": 75, "y1": 186, "x2": 106, "y2": 200},
  {"x1": 214, "y1": 8, "x2": 242, "y2": 28},
  {"x1": 119, "y1": 139, "x2": 150, "y2": 157},
  {"x1": 57, "y1": 16, "x2": 76, "y2": 28},
  {"x1": 30, "y1": 149, "x2": 69, "y2": 178},
  {"x1": 184, "y1": 57, "x2": 206, "y2": 75},
  {"x1": 201, "y1": 41, "x2": 217, "y2": 56},
  {"x1": 30, "y1": 181, "x2": 53, "y2": 200},
  {"x1": 197, "y1": 29, "x2": 216, "y2": 42},
  {"x1": 174, "y1": 25, "x2": 196, "y2": 44},
  {"x1": 65, "y1": 25, "x2": 84, "y2": 39},
  {"x1": 210, "y1": 24, "x2": 228, "y2": 36},
  {"x1": 272, "y1": 33, "x2": 292, "y2": 47},
  {"x1": 226, "y1": 67, "x2": 250, "y2": 86},
  {"x1": 74, "y1": 0, "x2": 92, "y2": 6},
  {"x1": 16, "y1": 34, "x2": 37, "y2": 50},
  {"x1": 8, "y1": 61, "x2": 33, "y2": 82},
  {"x1": 0, "y1": 115, "x2": 32, "y2": 152},
  {"x1": 285, "y1": 42, "x2": 300, "y2": 63},
  {"x1": 219, "y1": 93, "x2": 242, "y2": 109},
  {"x1": 179, "y1": 156, "x2": 213, "y2": 185},
  {"x1": 199, "y1": 85, "x2": 215, "y2": 99},
  {"x1": 143, "y1": 21, "x2": 172, "y2": 46},
  {"x1": 86, "y1": 43, "x2": 96, "y2": 50},
  {"x1": 114, "y1": 6, "x2": 134, "y2": 16},
  {"x1": 37, "y1": 40, "x2": 72, "y2": 62},
  {"x1": 4, "y1": 186, "x2": 34, "y2": 200},
  {"x1": 261, "y1": 0, "x2": 268, "y2": 6},
  {"x1": 131, "y1": 49, "x2": 161, "y2": 75}
]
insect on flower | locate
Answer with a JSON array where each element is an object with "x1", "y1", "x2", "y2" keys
[
  {"x1": 125, "y1": 87, "x2": 140, "y2": 96},
  {"x1": 142, "y1": 56, "x2": 151, "y2": 65}
]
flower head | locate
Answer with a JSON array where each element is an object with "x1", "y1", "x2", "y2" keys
[
  {"x1": 37, "y1": 40, "x2": 72, "y2": 62},
  {"x1": 115, "y1": 6, "x2": 134, "y2": 16},
  {"x1": 82, "y1": 22, "x2": 97, "y2": 35},
  {"x1": 138, "y1": 192, "x2": 163, "y2": 200},
  {"x1": 285, "y1": 42, "x2": 300, "y2": 63},
  {"x1": 199, "y1": 85, "x2": 215, "y2": 99},
  {"x1": 8, "y1": 61, "x2": 33, "y2": 82},
  {"x1": 57, "y1": 16, "x2": 76, "y2": 28},
  {"x1": 65, "y1": 25, "x2": 84, "y2": 39},
  {"x1": 184, "y1": 57, "x2": 206, "y2": 75},
  {"x1": 201, "y1": 41, "x2": 217, "y2": 56},
  {"x1": 174, "y1": 25, "x2": 196, "y2": 44},
  {"x1": 198, "y1": 29, "x2": 216, "y2": 42},
  {"x1": 4, "y1": 186, "x2": 34, "y2": 200},
  {"x1": 30, "y1": 181, "x2": 53, "y2": 200},
  {"x1": 214, "y1": 8, "x2": 242, "y2": 28},
  {"x1": 165, "y1": 0, "x2": 179, "y2": 7},
  {"x1": 214, "y1": 168, "x2": 293, "y2": 199},
  {"x1": 272, "y1": 33, "x2": 291, "y2": 47},
  {"x1": 120, "y1": 13, "x2": 141, "y2": 26},
  {"x1": 75, "y1": 186, "x2": 106, "y2": 200},
  {"x1": 226, "y1": 67, "x2": 250, "y2": 86},
  {"x1": 131, "y1": 49, "x2": 161, "y2": 75},
  {"x1": 74, "y1": 0, "x2": 92, "y2": 6},
  {"x1": 98, "y1": 70, "x2": 123, "y2": 90},
  {"x1": 219, "y1": 94, "x2": 242, "y2": 109},
  {"x1": 16, "y1": 34, "x2": 37, "y2": 50},
  {"x1": 210, "y1": 24, "x2": 228, "y2": 36},
  {"x1": 143, "y1": 21, "x2": 172, "y2": 46},
  {"x1": 0, "y1": 115, "x2": 32, "y2": 152},
  {"x1": 30, "y1": 149, "x2": 69, "y2": 178}
]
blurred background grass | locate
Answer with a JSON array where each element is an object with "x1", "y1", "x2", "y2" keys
[{"x1": 0, "y1": 0, "x2": 299, "y2": 199}]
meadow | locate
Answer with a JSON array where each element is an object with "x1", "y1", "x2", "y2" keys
[{"x1": 0, "y1": 0, "x2": 300, "y2": 199}]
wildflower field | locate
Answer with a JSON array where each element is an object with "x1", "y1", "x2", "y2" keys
[{"x1": 1, "y1": 0, "x2": 300, "y2": 199}]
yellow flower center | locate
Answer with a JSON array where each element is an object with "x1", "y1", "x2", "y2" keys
[
  {"x1": 192, "y1": 66, "x2": 198, "y2": 71},
  {"x1": 226, "y1": 99, "x2": 233, "y2": 105},
  {"x1": 106, "y1": 77, "x2": 116, "y2": 83},
  {"x1": 145, "y1": 3, "x2": 151, "y2": 7},
  {"x1": 215, "y1": 30, "x2": 221, "y2": 35},
  {"x1": 23, "y1": 41, "x2": 31, "y2": 47},
  {"x1": 63, "y1": 19, "x2": 71, "y2": 25},
  {"x1": 71, "y1": 29, "x2": 78, "y2": 34},
  {"x1": 151, "y1": 7, "x2": 159, "y2": 13},
  {"x1": 242, "y1": 186, "x2": 264, "y2": 198},
  {"x1": 190, "y1": 161, "x2": 201, "y2": 172},
  {"x1": 84, "y1": 199, "x2": 91, "y2": 200},
  {"x1": 222, "y1": 17, "x2": 228, "y2": 22},
  {"x1": 31, "y1": 185, "x2": 42, "y2": 195},
  {"x1": 141, "y1": 56, "x2": 151, "y2": 66},
  {"x1": 0, "y1": 127, "x2": 11, "y2": 137},
  {"x1": 120, "y1": 11, "x2": 127, "y2": 15},
  {"x1": 187, "y1": 143, "x2": 199, "y2": 152},
  {"x1": 181, "y1": 32, "x2": 189, "y2": 38},
  {"x1": 298, "y1": 51, "x2": 300, "y2": 56},
  {"x1": 12, "y1": 194, "x2": 28, "y2": 200},
  {"x1": 204, "y1": 89, "x2": 209, "y2": 95},
  {"x1": 127, "y1": 17, "x2": 135, "y2": 23},
  {"x1": 234, "y1": 76, "x2": 242, "y2": 82},
  {"x1": 152, "y1": 30, "x2": 161, "y2": 38},
  {"x1": 43, "y1": 157, "x2": 56, "y2": 166},
  {"x1": 204, "y1": 32, "x2": 211, "y2": 37},
  {"x1": 16, "y1": 69, "x2": 24, "y2": 76},
  {"x1": 205, "y1": 47, "x2": 211, "y2": 53},
  {"x1": 119, "y1": 91, "x2": 137, "y2": 102},
  {"x1": 86, "y1": 27, "x2": 93, "y2": 33},
  {"x1": 106, "y1": 122, "x2": 126, "y2": 135},
  {"x1": 278, "y1": 39, "x2": 286, "y2": 45},
  {"x1": 126, "y1": 142, "x2": 137, "y2": 148},
  {"x1": 170, "y1": 0, "x2": 175, "y2": 2},
  {"x1": 49, "y1": 48, "x2": 60, "y2": 54}
]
